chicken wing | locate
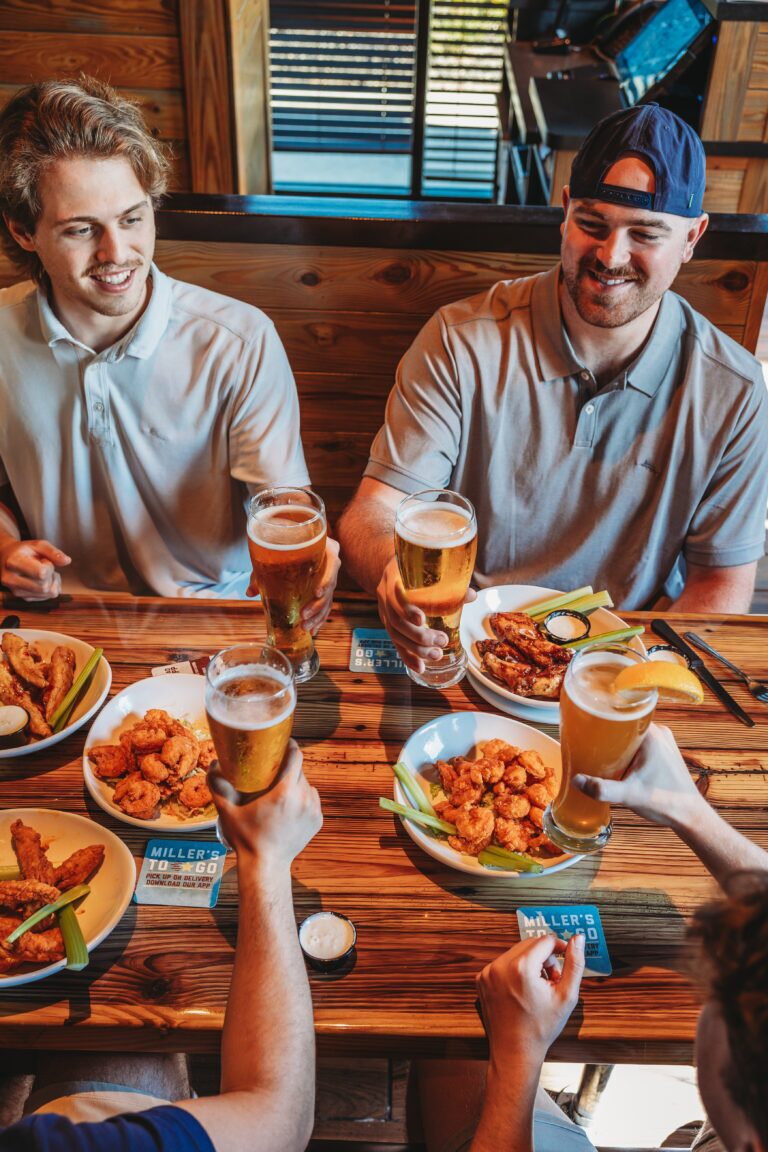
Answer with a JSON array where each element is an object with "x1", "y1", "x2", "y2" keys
[
  {"x1": 1, "y1": 633, "x2": 48, "y2": 689},
  {"x1": 0, "y1": 662, "x2": 51, "y2": 738},
  {"x1": 489, "y1": 612, "x2": 572, "y2": 667},
  {"x1": 10, "y1": 820, "x2": 55, "y2": 886},
  {"x1": 42, "y1": 645, "x2": 75, "y2": 723}
]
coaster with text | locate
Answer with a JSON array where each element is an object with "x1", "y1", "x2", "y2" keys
[
  {"x1": 135, "y1": 839, "x2": 227, "y2": 907},
  {"x1": 516, "y1": 904, "x2": 612, "y2": 976},
  {"x1": 152, "y1": 655, "x2": 211, "y2": 677},
  {"x1": 349, "y1": 629, "x2": 406, "y2": 675}
]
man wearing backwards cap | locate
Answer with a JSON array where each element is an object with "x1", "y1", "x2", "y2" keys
[{"x1": 339, "y1": 104, "x2": 768, "y2": 676}]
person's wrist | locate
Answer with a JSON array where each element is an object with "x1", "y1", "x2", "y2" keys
[
  {"x1": 235, "y1": 847, "x2": 294, "y2": 889},
  {"x1": 663, "y1": 786, "x2": 708, "y2": 836}
]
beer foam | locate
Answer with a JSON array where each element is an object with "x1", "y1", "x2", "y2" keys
[
  {"x1": 566, "y1": 650, "x2": 657, "y2": 721},
  {"x1": 396, "y1": 503, "x2": 476, "y2": 550},
  {"x1": 205, "y1": 665, "x2": 295, "y2": 730},
  {"x1": 247, "y1": 504, "x2": 325, "y2": 551}
]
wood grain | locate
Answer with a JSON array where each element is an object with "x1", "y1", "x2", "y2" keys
[
  {"x1": 227, "y1": 0, "x2": 272, "y2": 194},
  {"x1": 701, "y1": 22, "x2": 757, "y2": 141},
  {"x1": 0, "y1": 0, "x2": 178, "y2": 36},
  {"x1": 0, "y1": 31, "x2": 182, "y2": 88},
  {"x1": 0, "y1": 594, "x2": 765, "y2": 1063},
  {"x1": 179, "y1": 0, "x2": 236, "y2": 193}
]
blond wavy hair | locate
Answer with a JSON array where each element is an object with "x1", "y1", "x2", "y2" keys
[{"x1": 0, "y1": 75, "x2": 171, "y2": 283}]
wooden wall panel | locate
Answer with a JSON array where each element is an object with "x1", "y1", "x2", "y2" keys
[
  {"x1": 0, "y1": 0, "x2": 178, "y2": 35},
  {"x1": 0, "y1": 32, "x2": 182, "y2": 88},
  {"x1": 179, "y1": 0, "x2": 236, "y2": 193},
  {"x1": 701, "y1": 22, "x2": 757, "y2": 141},
  {"x1": 228, "y1": 0, "x2": 272, "y2": 194}
]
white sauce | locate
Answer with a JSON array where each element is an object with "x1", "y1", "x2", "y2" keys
[
  {"x1": 648, "y1": 646, "x2": 688, "y2": 667},
  {"x1": 0, "y1": 705, "x2": 28, "y2": 737},
  {"x1": 300, "y1": 913, "x2": 355, "y2": 960},
  {"x1": 546, "y1": 613, "x2": 586, "y2": 640}
]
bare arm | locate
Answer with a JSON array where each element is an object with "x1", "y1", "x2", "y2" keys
[
  {"x1": 177, "y1": 743, "x2": 322, "y2": 1152},
  {"x1": 669, "y1": 561, "x2": 756, "y2": 614},
  {"x1": 0, "y1": 492, "x2": 70, "y2": 601},
  {"x1": 339, "y1": 477, "x2": 475, "y2": 673},
  {"x1": 574, "y1": 724, "x2": 768, "y2": 889}
]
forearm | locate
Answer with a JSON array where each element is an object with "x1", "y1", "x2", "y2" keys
[
  {"x1": 670, "y1": 562, "x2": 756, "y2": 614},
  {"x1": 670, "y1": 791, "x2": 768, "y2": 888},
  {"x1": 470, "y1": 1056, "x2": 541, "y2": 1152},
  {"x1": 337, "y1": 500, "x2": 396, "y2": 593}
]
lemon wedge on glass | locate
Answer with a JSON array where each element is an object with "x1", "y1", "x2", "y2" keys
[{"x1": 612, "y1": 662, "x2": 704, "y2": 705}]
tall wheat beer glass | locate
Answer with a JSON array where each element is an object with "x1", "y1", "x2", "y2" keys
[
  {"x1": 395, "y1": 489, "x2": 477, "y2": 688},
  {"x1": 247, "y1": 487, "x2": 327, "y2": 683},
  {"x1": 543, "y1": 643, "x2": 657, "y2": 854},
  {"x1": 205, "y1": 644, "x2": 295, "y2": 803}
]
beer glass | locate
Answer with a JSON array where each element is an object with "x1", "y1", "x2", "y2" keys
[
  {"x1": 247, "y1": 487, "x2": 327, "y2": 683},
  {"x1": 543, "y1": 642, "x2": 657, "y2": 854},
  {"x1": 205, "y1": 643, "x2": 296, "y2": 801},
  {"x1": 394, "y1": 489, "x2": 477, "y2": 688}
]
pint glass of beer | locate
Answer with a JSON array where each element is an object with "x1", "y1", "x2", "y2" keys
[
  {"x1": 247, "y1": 487, "x2": 327, "y2": 683},
  {"x1": 543, "y1": 642, "x2": 657, "y2": 854},
  {"x1": 205, "y1": 643, "x2": 296, "y2": 800},
  {"x1": 394, "y1": 489, "x2": 477, "y2": 688}
]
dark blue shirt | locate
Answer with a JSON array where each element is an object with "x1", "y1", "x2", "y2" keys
[{"x1": 0, "y1": 1107, "x2": 214, "y2": 1152}]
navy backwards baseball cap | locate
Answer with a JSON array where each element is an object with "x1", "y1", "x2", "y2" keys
[{"x1": 569, "y1": 103, "x2": 706, "y2": 218}]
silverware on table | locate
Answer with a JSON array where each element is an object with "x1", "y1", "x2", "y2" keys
[
  {"x1": 0, "y1": 614, "x2": 20, "y2": 629},
  {"x1": 684, "y1": 631, "x2": 768, "y2": 704},
  {"x1": 650, "y1": 619, "x2": 755, "y2": 727}
]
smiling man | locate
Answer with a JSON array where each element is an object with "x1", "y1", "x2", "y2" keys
[
  {"x1": 339, "y1": 104, "x2": 768, "y2": 675},
  {"x1": 0, "y1": 76, "x2": 339, "y2": 617}
]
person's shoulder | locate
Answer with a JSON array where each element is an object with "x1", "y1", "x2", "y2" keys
[
  {"x1": 167, "y1": 276, "x2": 277, "y2": 348},
  {"x1": 0, "y1": 279, "x2": 37, "y2": 320},
  {"x1": 673, "y1": 290, "x2": 764, "y2": 391},
  {"x1": 437, "y1": 271, "x2": 542, "y2": 333}
]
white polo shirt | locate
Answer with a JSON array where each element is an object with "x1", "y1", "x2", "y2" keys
[{"x1": 0, "y1": 266, "x2": 310, "y2": 598}]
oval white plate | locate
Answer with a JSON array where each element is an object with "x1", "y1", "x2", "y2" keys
[
  {"x1": 0, "y1": 630, "x2": 112, "y2": 760},
  {"x1": 460, "y1": 585, "x2": 644, "y2": 721},
  {"x1": 83, "y1": 675, "x2": 215, "y2": 832},
  {"x1": 0, "y1": 807, "x2": 134, "y2": 987},
  {"x1": 394, "y1": 711, "x2": 581, "y2": 879}
]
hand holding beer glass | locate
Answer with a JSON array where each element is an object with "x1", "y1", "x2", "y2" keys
[
  {"x1": 543, "y1": 643, "x2": 657, "y2": 854},
  {"x1": 205, "y1": 644, "x2": 296, "y2": 805},
  {"x1": 394, "y1": 489, "x2": 477, "y2": 688},
  {"x1": 247, "y1": 487, "x2": 327, "y2": 683}
]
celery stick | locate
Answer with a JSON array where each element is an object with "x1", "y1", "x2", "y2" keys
[
  {"x1": 523, "y1": 587, "x2": 593, "y2": 619},
  {"x1": 4, "y1": 884, "x2": 90, "y2": 944},
  {"x1": 564, "y1": 626, "x2": 645, "y2": 651},
  {"x1": 0, "y1": 866, "x2": 20, "y2": 881},
  {"x1": 59, "y1": 903, "x2": 89, "y2": 971},
  {"x1": 393, "y1": 762, "x2": 436, "y2": 817},
  {"x1": 51, "y1": 649, "x2": 103, "y2": 732},
  {"x1": 478, "y1": 846, "x2": 544, "y2": 874},
  {"x1": 539, "y1": 590, "x2": 613, "y2": 620},
  {"x1": 379, "y1": 797, "x2": 454, "y2": 835}
]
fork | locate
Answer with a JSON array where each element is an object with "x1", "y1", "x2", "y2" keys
[{"x1": 684, "y1": 632, "x2": 768, "y2": 704}]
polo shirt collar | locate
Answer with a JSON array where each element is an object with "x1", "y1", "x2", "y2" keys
[
  {"x1": 37, "y1": 262, "x2": 171, "y2": 360},
  {"x1": 530, "y1": 262, "x2": 683, "y2": 398}
]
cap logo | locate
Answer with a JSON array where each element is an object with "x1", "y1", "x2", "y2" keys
[{"x1": 596, "y1": 182, "x2": 654, "y2": 209}]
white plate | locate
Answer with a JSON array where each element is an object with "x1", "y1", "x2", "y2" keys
[
  {"x1": 83, "y1": 675, "x2": 215, "y2": 832},
  {"x1": 0, "y1": 630, "x2": 112, "y2": 759},
  {"x1": 394, "y1": 710, "x2": 581, "y2": 879},
  {"x1": 0, "y1": 807, "x2": 134, "y2": 987},
  {"x1": 460, "y1": 585, "x2": 644, "y2": 721}
]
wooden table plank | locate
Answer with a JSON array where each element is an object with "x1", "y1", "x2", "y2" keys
[{"x1": 0, "y1": 594, "x2": 766, "y2": 1061}]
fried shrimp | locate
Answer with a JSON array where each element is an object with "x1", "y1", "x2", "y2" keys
[
  {"x1": 89, "y1": 744, "x2": 132, "y2": 780},
  {"x1": 139, "y1": 753, "x2": 171, "y2": 784},
  {"x1": 160, "y1": 735, "x2": 199, "y2": 777},
  {"x1": 516, "y1": 750, "x2": 548, "y2": 781},
  {"x1": 124, "y1": 725, "x2": 167, "y2": 755},
  {"x1": 114, "y1": 773, "x2": 161, "y2": 820},
  {"x1": 494, "y1": 816, "x2": 530, "y2": 853},
  {"x1": 453, "y1": 807, "x2": 494, "y2": 851},
  {"x1": 196, "y1": 739, "x2": 217, "y2": 769},
  {"x1": 493, "y1": 792, "x2": 531, "y2": 820},
  {"x1": 178, "y1": 774, "x2": 213, "y2": 811},
  {"x1": 144, "y1": 709, "x2": 189, "y2": 739}
]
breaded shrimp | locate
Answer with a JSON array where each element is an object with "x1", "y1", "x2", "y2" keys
[
  {"x1": 114, "y1": 773, "x2": 161, "y2": 820},
  {"x1": 178, "y1": 774, "x2": 213, "y2": 811},
  {"x1": 494, "y1": 792, "x2": 531, "y2": 820},
  {"x1": 89, "y1": 744, "x2": 131, "y2": 780}
]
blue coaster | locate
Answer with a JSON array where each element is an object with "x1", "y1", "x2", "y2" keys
[
  {"x1": 516, "y1": 904, "x2": 612, "y2": 976},
  {"x1": 135, "y1": 839, "x2": 227, "y2": 907},
  {"x1": 349, "y1": 628, "x2": 406, "y2": 675}
]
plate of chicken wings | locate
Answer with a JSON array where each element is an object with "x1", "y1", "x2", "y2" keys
[
  {"x1": 0, "y1": 808, "x2": 134, "y2": 987},
  {"x1": 460, "y1": 585, "x2": 642, "y2": 720},
  {"x1": 0, "y1": 630, "x2": 112, "y2": 758}
]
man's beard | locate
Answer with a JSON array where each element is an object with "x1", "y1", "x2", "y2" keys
[{"x1": 561, "y1": 259, "x2": 657, "y2": 328}]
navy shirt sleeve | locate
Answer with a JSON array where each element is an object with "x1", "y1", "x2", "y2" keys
[{"x1": 0, "y1": 1106, "x2": 215, "y2": 1152}]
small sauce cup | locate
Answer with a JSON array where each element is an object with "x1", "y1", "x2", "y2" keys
[{"x1": 299, "y1": 911, "x2": 356, "y2": 972}]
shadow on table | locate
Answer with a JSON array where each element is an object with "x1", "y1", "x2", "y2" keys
[{"x1": 293, "y1": 668, "x2": 342, "y2": 745}]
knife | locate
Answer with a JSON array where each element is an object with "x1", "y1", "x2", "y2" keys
[{"x1": 651, "y1": 619, "x2": 754, "y2": 727}]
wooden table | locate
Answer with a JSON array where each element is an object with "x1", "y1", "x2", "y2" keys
[{"x1": 0, "y1": 593, "x2": 766, "y2": 1062}]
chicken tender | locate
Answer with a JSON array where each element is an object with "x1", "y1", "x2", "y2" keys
[
  {"x1": 0, "y1": 661, "x2": 52, "y2": 738},
  {"x1": 0, "y1": 879, "x2": 60, "y2": 913},
  {"x1": 1, "y1": 633, "x2": 48, "y2": 689},
  {"x1": 53, "y1": 846, "x2": 105, "y2": 891},
  {"x1": 0, "y1": 917, "x2": 65, "y2": 964},
  {"x1": 42, "y1": 645, "x2": 76, "y2": 723},
  {"x1": 11, "y1": 820, "x2": 55, "y2": 886}
]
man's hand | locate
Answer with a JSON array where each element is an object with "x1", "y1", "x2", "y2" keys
[
  {"x1": 376, "y1": 555, "x2": 476, "y2": 673},
  {"x1": 0, "y1": 539, "x2": 71, "y2": 601},
  {"x1": 208, "y1": 739, "x2": 322, "y2": 868},
  {"x1": 302, "y1": 537, "x2": 341, "y2": 635},
  {"x1": 476, "y1": 933, "x2": 585, "y2": 1071},
  {"x1": 572, "y1": 723, "x2": 703, "y2": 828}
]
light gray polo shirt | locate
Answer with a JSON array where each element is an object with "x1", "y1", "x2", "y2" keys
[
  {"x1": 365, "y1": 264, "x2": 768, "y2": 609},
  {"x1": 0, "y1": 266, "x2": 310, "y2": 598}
]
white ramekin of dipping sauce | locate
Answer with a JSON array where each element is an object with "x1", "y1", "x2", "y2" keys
[{"x1": 299, "y1": 911, "x2": 356, "y2": 971}]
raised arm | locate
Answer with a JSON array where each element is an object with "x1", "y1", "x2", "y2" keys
[
  {"x1": 177, "y1": 742, "x2": 322, "y2": 1152},
  {"x1": 573, "y1": 724, "x2": 768, "y2": 888},
  {"x1": 339, "y1": 477, "x2": 469, "y2": 674}
]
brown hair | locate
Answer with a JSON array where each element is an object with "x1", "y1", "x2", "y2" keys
[
  {"x1": 0, "y1": 75, "x2": 171, "y2": 283},
  {"x1": 689, "y1": 870, "x2": 768, "y2": 1144}
]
